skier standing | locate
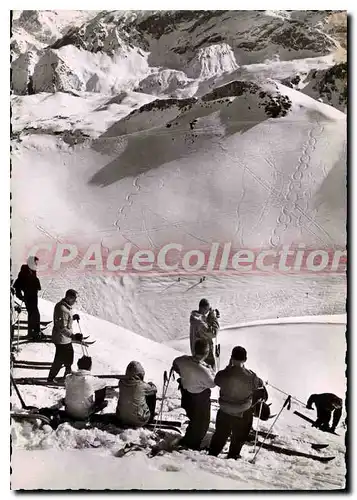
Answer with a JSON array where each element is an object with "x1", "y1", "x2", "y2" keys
[
  {"x1": 13, "y1": 256, "x2": 42, "y2": 340},
  {"x1": 116, "y1": 361, "x2": 157, "y2": 427},
  {"x1": 172, "y1": 338, "x2": 216, "y2": 450},
  {"x1": 47, "y1": 289, "x2": 82, "y2": 382},
  {"x1": 209, "y1": 346, "x2": 267, "y2": 459},
  {"x1": 306, "y1": 393, "x2": 343, "y2": 432},
  {"x1": 65, "y1": 356, "x2": 108, "y2": 420},
  {"x1": 190, "y1": 298, "x2": 219, "y2": 369}
]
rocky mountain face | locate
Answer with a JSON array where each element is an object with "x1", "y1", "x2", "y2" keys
[
  {"x1": 281, "y1": 62, "x2": 347, "y2": 112},
  {"x1": 11, "y1": 10, "x2": 347, "y2": 110}
]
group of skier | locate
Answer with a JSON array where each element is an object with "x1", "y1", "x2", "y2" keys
[{"x1": 12, "y1": 257, "x2": 343, "y2": 458}]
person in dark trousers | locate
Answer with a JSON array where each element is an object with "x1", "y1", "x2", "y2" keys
[
  {"x1": 47, "y1": 289, "x2": 82, "y2": 383},
  {"x1": 306, "y1": 393, "x2": 343, "y2": 432},
  {"x1": 172, "y1": 338, "x2": 216, "y2": 450},
  {"x1": 209, "y1": 346, "x2": 267, "y2": 459},
  {"x1": 116, "y1": 361, "x2": 157, "y2": 427},
  {"x1": 189, "y1": 298, "x2": 219, "y2": 369},
  {"x1": 14, "y1": 256, "x2": 42, "y2": 339}
]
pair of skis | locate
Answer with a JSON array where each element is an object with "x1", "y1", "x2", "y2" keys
[
  {"x1": 12, "y1": 373, "x2": 126, "y2": 387},
  {"x1": 11, "y1": 410, "x2": 182, "y2": 435},
  {"x1": 13, "y1": 335, "x2": 95, "y2": 346},
  {"x1": 293, "y1": 410, "x2": 340, "y2": 436}
]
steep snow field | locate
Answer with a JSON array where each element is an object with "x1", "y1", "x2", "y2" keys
[{"x1": 11, "y1": 300, "x2": 346, "y2": 490}]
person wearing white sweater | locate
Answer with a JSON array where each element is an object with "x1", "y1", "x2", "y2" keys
[{"x1": 65, "y1": 356, "x2": 107, "y2": 420}]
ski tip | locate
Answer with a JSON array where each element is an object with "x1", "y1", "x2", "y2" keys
[{"x1": 320, "y1": 456, "x2": 335, "y2": 463}]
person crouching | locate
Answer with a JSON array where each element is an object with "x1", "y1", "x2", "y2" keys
[
  {"x1": 65, "y1": 356, "x2": 108, "y2": 420},
  {"x1": 116, "y1": 361, "x2": 157, "y2": 428}
]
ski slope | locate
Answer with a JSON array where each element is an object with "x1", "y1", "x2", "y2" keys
[{"x1": 11, "y1": 299, "x2": 346, "y2": 490}]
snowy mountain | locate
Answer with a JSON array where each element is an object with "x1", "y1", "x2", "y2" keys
[
  {"x1": 10, "y1": 10, "x2": 347, "y2": 490},
  {"x1": 11, "y1": 10, "x2": 346, "y2": 97}
]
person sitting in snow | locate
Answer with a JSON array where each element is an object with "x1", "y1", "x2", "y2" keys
[
  {"x1": 306, "y1": 393, "x2": 342, "y2": 433},
  {"x1": 190, "y1": 298, "x2": 219, "y2": 369},
  {"x1": 14, "y1": 256, "x2": 43, "y2": 340},
  {"x1": 48, "y1": 289, "x2": 82, "y2": 383},
  {"x1": 65, "y1": 356, "x2": 108, "y2": 420},
  {"x1": 209, "y1": 346, "x2": 267, "y2": 460},
  {"x1": 172, "y1": 338, "x2": 216, "y2": 450},
  {"x1": 116, "y1": 361, "x2": 157, "y2": 428}
]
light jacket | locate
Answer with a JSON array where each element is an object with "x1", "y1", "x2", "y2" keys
[
  {"x1": 116, "y1": 361, "x2": 157, "y2": 427},
  {"x1": 215, "y1": 364, "x2": 265, "y2": 417},
  {"x1": 173, "y1": 355, "x2": 216, "y2": 394},
  {"x1": 189, "y1": 310, "x2": 219, "y2": 355},
  {"x1": 52, "y1": 298, "x2": 74, "y2": 345},
  {"x1": 65, "y1": 370, "x2": 106, "y2": 420}
]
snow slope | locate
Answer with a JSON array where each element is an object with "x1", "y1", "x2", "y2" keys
[
  {"x1": 11, "y1": 301, "x2": 346, "y2": 490},
  {"x1": 11, "y1": 79, "x2": 346, "y2": 341}
]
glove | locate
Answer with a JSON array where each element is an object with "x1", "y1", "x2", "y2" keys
[
  {"x1": 73, "y1": 314, "x2": 80, "y2": 321},
  {"x1": 72, "y1": 333, "x2": 83, "y2": 342},
  {"x1": 253, "y1": 387, "x2": 268, "y2": 403}
]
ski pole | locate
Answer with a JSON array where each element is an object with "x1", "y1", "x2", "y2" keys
[
  {"x1": 214, "y1": 338, "x2": 220, "y2": 371},
  {"x1": 16, "y1": 301, "x2": 23, "y2": 353},
  {"x1": 154, "y1": 368, "x2": 173, "y2": 432},
  {"x1": 76, "y1": 320, "x2": 88, "y2": 356},
  {"x1": 11, "y1": 373, "x2": 28, "y2": 410},
  {"x1": 265, "y1": 381, "x2": 306, "y2": 407},
  {"x1": 250, "y1": 395, "x2": 291, "y2": 464},
  {"x1": 253, "y1": 400, "x2": 264, "y2": 454}
]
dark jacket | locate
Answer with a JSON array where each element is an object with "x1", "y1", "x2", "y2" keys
[
  {"x1": 116, "y1": 361, "x2": 157, "y2": 427},
  {"x1": 307, "y1": 393, "x2": 342, "y2": 411},
  {"x1": 52, "y1": 299, "x2": 74, "y2": 345},
  {"x1": 14, "y1": 264, "x2": 41, "y2": 300},
  {"x1": 215, "y1": 364, "x2": 265, "y2": 417}
]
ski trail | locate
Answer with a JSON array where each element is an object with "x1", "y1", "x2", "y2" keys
[
  {"x1": 145, "y1": 206, "x2": 211, "y2": 246},
  {"x1": 160, "y1": 278, "x2": 182, "y2": 294},
  {"x1": 233, "y1": 168, "x2": 246, "y2": 246},
  {"x1": 141, "y1": 208, "x2": 157, "y2": 249},
  {"x1": 217, "y1": 138, "x2": 332, "y2": 247},
  {"x1": 184, "y1": 277, "x2": 206, "y2": 293},
  {"x1": 113, "y1": 175, "x2": 141, "y2": 232}
]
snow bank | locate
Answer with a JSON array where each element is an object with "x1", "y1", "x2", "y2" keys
[
  {"x1": 220, "y1": 313, "x2": 346, "y2": 331},
  {"x1": 11, "y1": 448, "x2": 244, "y2": 490}
]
